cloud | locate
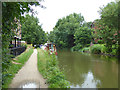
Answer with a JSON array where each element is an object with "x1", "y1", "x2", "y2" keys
[{"x1": 31, "y1": 0, "x2": 115, "y2": 33}]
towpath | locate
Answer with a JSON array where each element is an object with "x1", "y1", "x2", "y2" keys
[{"x1": 9, "y1": 49, "x2": 48, "y2": 88}]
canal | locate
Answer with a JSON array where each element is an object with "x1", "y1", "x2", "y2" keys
[{"x1": 57, "y1": 50, "x2": 118, "y2": 88}]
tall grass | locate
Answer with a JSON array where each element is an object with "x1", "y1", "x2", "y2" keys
[
  {"x1": 2, "y1": 47, "x2": 33, "y2": 88},
  {"x1": 37, "y1": 48, "x2": 70, "y2": 88}
]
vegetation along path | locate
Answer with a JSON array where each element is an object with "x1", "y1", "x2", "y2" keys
[{"x1": 9, "y1": 49, "x2": 48, "y2": 88}]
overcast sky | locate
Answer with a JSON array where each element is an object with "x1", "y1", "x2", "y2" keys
[{"x1": 31, "y1": 0, "x2": 115, "y2": 33}]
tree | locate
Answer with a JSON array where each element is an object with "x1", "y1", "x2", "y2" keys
[
  {"x1": 74, "y1": 27, "x2": 93, "y2": 48},
  {"x1": 2, "y1": 2, "x2": 42, "y2": 86},
  {"x1": 21, "y1": 14, "x2": 47, "y2": 45},
  {"x1": 82, "y1": 21, "x2": 92, "y2": 28},
  {"x1": 48, "y1": 31, "x2": 55, "y2": 43},
  {"x1": 95, "y1": 1, "x2": 119, "y2": 52},
  {"x1": 98, "y1": 1, "x2": 118, "y2": 29},
  {"x1": 49, "y1": 13, "x2": 84, "y2": 48}
]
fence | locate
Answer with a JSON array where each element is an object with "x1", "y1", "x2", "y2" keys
[{"x1": 10, "y1": 46, "x2": 26, "y2": 57}]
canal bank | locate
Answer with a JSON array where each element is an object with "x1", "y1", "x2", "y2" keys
[
  {"x1": 71, "y1": 44, "x2": 118, "y2": 58},
  {"x1": 37, "y1": 48, "x2": 70, "y2": 88}
]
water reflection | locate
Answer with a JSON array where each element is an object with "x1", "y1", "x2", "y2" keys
[
  {"x1": 71, "y1": 71, "x2": 101, "y2": 88},
  {"x1": 19, "y1": 82, "x2": 38, "y2": 88},
  {"x1": 57, "y1": 50, "x2": 118, "y2": 88}
]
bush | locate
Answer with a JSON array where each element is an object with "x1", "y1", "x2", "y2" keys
[
  {"x1": 110, "y1": 49, "x2": 117, "y2": 55},
  {"x1": 98, "y1": 40, "x2": 104, "y2": 44},
  {"x1": 85, "y1": 44, "x2": 90, "y2": 47},
  {"x1": 101, "y1": 45, "x2": 107, "y2": 53},
  {"x1": 71, "y1": 43, "x2": 83, "y2": 51},
  {"x1": 21, "y1": 43, "x2": 27, "y2": 48},
  {"x1": 81, "y1": 47, "x2": 90, "y2": 52},
  {"x1": 90, "y1": 44, "x2": 105, "y2": 54}
]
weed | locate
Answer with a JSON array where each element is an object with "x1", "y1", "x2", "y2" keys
[{"x1": 37, "y1": 48, "x2": 70, "y2": 88}]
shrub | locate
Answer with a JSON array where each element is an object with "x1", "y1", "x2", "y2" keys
[
  {"x1": 21, "y1": 43, "x2": 27, "y2": 48},
  {"x1": 71, "y1": 43, "x2": 83, "y2": 51},
  {"x1": 81, "y1": 47, "x2": 90, "y2": 52},
  {"x1": 98, "y1": 40, "x2": 104, "y2": 44},
  {"x1": 90, "y1": 44, "x2": 104, "y2": 54},
  {"x1": 85, "y1": 44, "x2": 90, "y2": 47},
  {"x1": 101, "y1": 45, "x2": 107, "y2": 53},
  {"x1": 110, "y1": 49, "x2": 117, "y2": 55}
]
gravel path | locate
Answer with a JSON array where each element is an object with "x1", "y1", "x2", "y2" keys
[{"x1": 9, "y1": 49, "x2": 48, "y2": 88}]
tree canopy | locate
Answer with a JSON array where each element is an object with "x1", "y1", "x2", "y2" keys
[
  {"x1": 48, "y1": 13, "x2": 85, "y2": 48},
  {"x1": 74, "y1": 27, "x2": 93, "y2": 48},
  {"x1": 94, "y1": 1, "x2": 119, "y2": 52},
  {"x1": 21, "y1": 14, "x2": 47, "y2": 45}
]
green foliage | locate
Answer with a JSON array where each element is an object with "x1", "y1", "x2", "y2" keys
[
  {"x1": 2, "y1": 2, "x2": 42, "y2": 87},
  {"x1": 74, "y1": 27, "x2": 93, "y2": 48},
  {"x1": 21, "y1": 14, "x2": 47, "y2": 45},
  {"x1": 21, "y1": 43, "x2": 27, "y2": 48},
  {"x1": 48, "y1": 31, "x2": 55, "y2": 43},
  {"x1": 98, "y1": 1, "x2": 118, "y2": 29},
  {"x1": 90, "y1": 45, "x2": 101, "y2": 54},
  {"x1": 90, "y1": 44, "x2": 106, "y2": 54},
  {"x1": 48, "y1": 13, "x2": 84, "y2": 48},
  {"x1": 100, "y1": 45, "x2": 107, "y2": 54},
  {"x1": 97, "y1": 40, "x2": 104, "y2": 44},
  {"x1": 2, "y1": 48, "x2": 33, "y2": 88},
  {"x1": 95, "y1": 23, "x2": 116, "y2": 52},
  {"x1": 95, "y1": 1, "x2": 118, "y2": 53},
  {"x1": 82, "y1": 21, "x2": 92, "y2": 28},
  {"x1": 37, "y1": 49, "x2": 70, "y2": 88},
  {"x1": 81, "y1": 47, "x2": 90, "y2": 52},
  {"x1": 80, "y1": 43, "x2": 117, "y2": 56},
  {"x1": 71, "y1": 43, "x2": 83, "y2": 51}
]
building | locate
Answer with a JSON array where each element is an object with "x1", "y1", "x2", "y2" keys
[{"x1": 10, "y1": 17, "x2": 22, "y2": 48}]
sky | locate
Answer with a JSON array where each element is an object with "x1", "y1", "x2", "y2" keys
[{"x1": 31, "y1": 0, "x2": 115, "y2": 33}]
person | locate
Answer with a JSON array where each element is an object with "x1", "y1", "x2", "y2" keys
[{"x1": 53, "y1": 44, "x2": 57, "y2": 55}]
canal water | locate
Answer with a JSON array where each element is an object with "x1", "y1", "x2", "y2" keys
[{"x1": 57, "y1": 50, "x2": 118, "y2": 88}]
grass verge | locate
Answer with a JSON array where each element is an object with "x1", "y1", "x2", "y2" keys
[
  {"x1": 2, "y1": 47, "x2": 33, "y2": 88},
  {"x1": 37, "y1": 48, "x2": 70, "y2": 88}
]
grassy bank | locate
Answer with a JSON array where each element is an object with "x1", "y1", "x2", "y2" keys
[
  {"x1": 37, "y1": 48, "x2": 70, "y2": 88},
  {"x1": 2, "y1": 46, "x2": 33, "y2": 88},
  {"x1": 71, "y1": 44, "x2": 117, "y2": 57}
]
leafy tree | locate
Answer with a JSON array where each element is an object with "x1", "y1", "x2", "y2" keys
[
  {"x1": 95, "y1": 23, "x2": 117, "y2": 52},
  {"x1": 2, "y1": 2, "x2": 42, "y2": 87},
  {"x1": 74, "y1": 27, "x2": 93, "y2": 48},
  {"x1": 21, "y1": 14, "x2": 47, "y2": 45},
  {"x1": 49, "y1": 13, "x2": 84, "y2": 48},
  {"x1": 95, "y1": 1, "x2": 118, "y2": 52},
  {"x1": 98, "y1": 1, "x2": 118, "y2": 29},
  {"x1": 48, "y1": 31, "x2": 55, "y2": 43},
  {"x1": 82, "y1": 21, "x2": 92, "y2": 28}
]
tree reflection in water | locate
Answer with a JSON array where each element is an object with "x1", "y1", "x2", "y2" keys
[{"x1": 57, "y1": 50, "x2": 118, "y2": 88}]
